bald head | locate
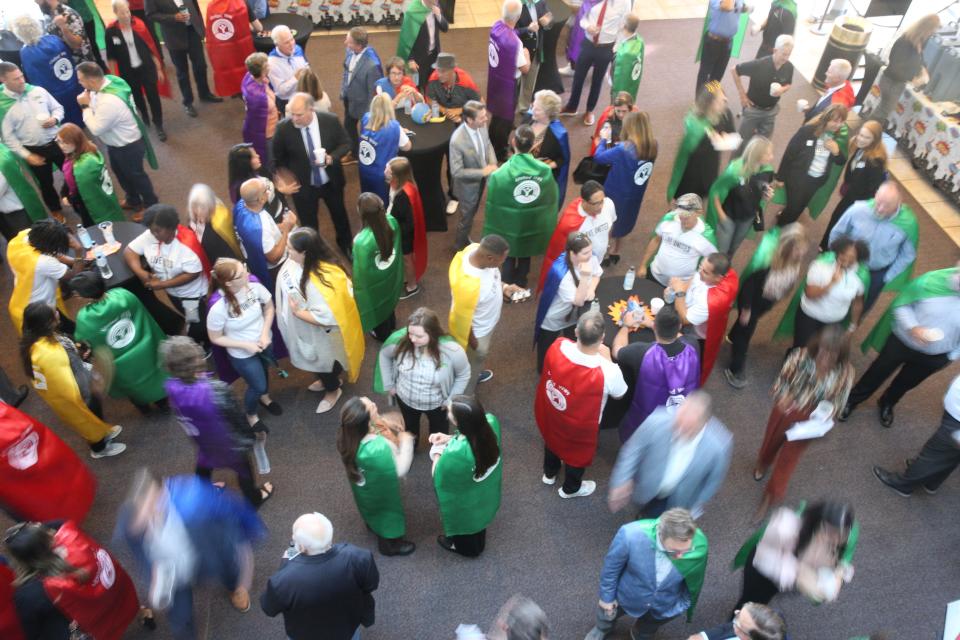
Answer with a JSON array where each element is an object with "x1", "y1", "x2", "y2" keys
[
  {"x1": 288, "y1": 92, "x2": 315, "y2": 128},
  {"x1": 292, "y1": 513, "x2": 333, "y2": 555},
  {"x1": 874, "y1": 181, "x2": 902, "y2": 218},
  {"x1": 240, "y1": 178, "x2": 267, "y2": 210}
]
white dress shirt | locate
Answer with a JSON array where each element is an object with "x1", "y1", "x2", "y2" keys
[
  {"x1": 299, "y1": 115, "x2": 329, "y2": 185},
  {"x1": 267, "y1": 50, "x2": 309, "y2": 101},
  {"x1": 83, "y1": 79, "x2": 141, "y2": 147},
  {"x1": 0, "y1": 86, "x2": 64, "y2": 158},
  {"x1": 120, "y1": 26, "x2": 143, "y2": 68},
  {"x1": 578, "y1": 0, "x2": 630, "y2": 45},
  {"x1": 657, "y1": 427, "x2": 706, "y2": 497},
  {"x1": 0, "y1": 171, "x2": 25, "y2": 213}
]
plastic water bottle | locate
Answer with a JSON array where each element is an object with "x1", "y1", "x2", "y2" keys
[
  {"x1": 664, "y1": 287, "x2": 676, "y2": 304},
  {"x1": 590, "y1": 298, "x2": 600, "y2": 314},
  {"x1": 431, "y1": 101, "x2": 440, "y2": 119},
  {"x1": 403, "y1": 97, "x2": 412, "y2": 115},
  {"x1": 254, "y1": 438, "x2": 271, "y2": 475},
  {"x1": 77, "y1": 224, "x2": 94, "y2": 250},
  {"x1": 94, "y1": 247, "x2": 113, "y2": 279},
  {"x1": 623, "y1": 266, "x2": 636, "y2": 291},
  {"x1": 411, "y1": 71, "x2": 419, "y2": 88}
]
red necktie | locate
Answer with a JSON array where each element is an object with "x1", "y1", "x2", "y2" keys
[{"x1": 593, "y1": 0, "x2": 609, "y2": 44}]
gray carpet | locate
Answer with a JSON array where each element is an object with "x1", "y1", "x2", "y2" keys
[{"x1": 2, "y1": 17, "x2": 959, "y2": 640}]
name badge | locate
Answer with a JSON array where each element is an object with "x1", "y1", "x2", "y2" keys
[
  {"x1": 112, "y1": 37, "x2": 122, "y2": 46},
  {"x1": 855, "y1": 161, "x2": 866, "y2": 169},
  {"x1": 805, "y1": 140, "x2": 814, "y2": 147}
]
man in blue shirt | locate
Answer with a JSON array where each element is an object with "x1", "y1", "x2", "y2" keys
[{"x1": 697, "y1": 0, "x2": 749, "y2": 94}]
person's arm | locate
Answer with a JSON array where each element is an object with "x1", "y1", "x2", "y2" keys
[
  {"x1": 258, "y1": 297, "x2": 275, "y2": 348},
  {"x1": 264, "y1": 212, "x2": 297, "y2": 263},
  {"x1": 803, "y1": 262, "x2": 841, "y2": 299},
  {"x1": 448, "y1": 344, "x2": 472, "y2": 397},
  {"x1": 44, "y1": 91, "x2": 65, "y2": 125},
  {"x1": 731, "y1": 63, "x2": 754, "y2": 109},
  {"x1": 691, "y1": 428, "x2": 732, "y2": 516},
  {"x1": 259, "y1": 578, "x2": 286, "y2": 617},
  {"x1": 572, "y1": 266, "x2": 596, "y2": 307},
  {"x1": 149, "y1": 270, "x2": 199, "y2": 290},
  {"x1": 123, "y1": 245, "x2": 153, "y2": 285},
  {"x1": 884, "y1": 234, "x2": 916, "y2": 284},
  {"x1": 358, "y1": 549, "x2": 380, "y2": 594},
  {"x1": 208, "y1": 326, "x2": 261, "y2": 353},
  {"x1": 82, "y1": 94, "x2": 120, "y2": 138},
  {"x1": 636, "y1": 235, "x2": 660, "y2": 279},
  {"x1": 598, "y1": 528, "x2": 629, "y2": 606},
  {"x1": 393, "y1": 432, "x2": 415, "y2": 477},
  {"x1": 54, "y1": 11, "x2": 84, "y2": 51},
  {"x1": 377, "y1": 343, "x2": 398, "y2": 393},
  {"x1": 398, "y1": 126, "x2": 412, "y2": 152},
  {"x1": 146, "y1": 0, "x2": 183, "y2": 25},
  {"x1": 1, "y1": 113, "x2": 31, "y2": 160}
]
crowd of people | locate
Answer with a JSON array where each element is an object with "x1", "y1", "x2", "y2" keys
[{"x1": 0, "y1": 1, "x2": 955, "y2": 638}]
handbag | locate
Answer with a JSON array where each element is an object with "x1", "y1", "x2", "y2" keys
[{"x1": 572, "y1": 156, "x2": 610, "y2": 185}]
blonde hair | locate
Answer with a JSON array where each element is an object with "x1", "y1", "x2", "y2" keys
[
  {"x1": 620, "y1": 111, "x2": 657, "y2": 161},
  {"x1": 658, "y1": 508, "x2": 697, "y2": 541},
  {"x1": 902, "y1": 14, "x2": 940, "y2": 49},
  {"x1": 770, "y1": 223, "x2": 807, "y2": 272},
  {"x1": 741, "y1": 136, "x2": 773, "y2": 176},
  {"x1": 209, "y1": 258, "x2": 244, "y2": 316},
  {"x1": 11, "y1": 16, "x2": 43, "y2": 46},
  {"x1": 368, "y1": 93, "x2": 396, "y2": 131},
  {"x1": 533, "y1": 90, "x2": 562, "y2": 120},
  {"x1": 245, "y1": 52, "x2": 269, "y2": 78}
]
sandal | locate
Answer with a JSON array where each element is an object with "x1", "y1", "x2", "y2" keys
[
  {"x1": 259, "y1": 481, "x2": 275, "y2": 504},
  {"x1": 316, "y1": 388, "x2": 343, "y2": 414},
  {"x1": 752, "y1": 468, "x2": 766, "y2": 482}
]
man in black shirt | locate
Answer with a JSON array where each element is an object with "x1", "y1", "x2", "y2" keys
[
  {"x1": 731, "y1": 34, "x2": 794, "y2": 153},
  {"x1": 425, "y1": 52, "x2": 480, "y2": 122}
]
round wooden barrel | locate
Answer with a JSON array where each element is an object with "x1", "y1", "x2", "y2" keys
[{"x1": 813, "y1": 17, "x2": 872, "y2": 91}]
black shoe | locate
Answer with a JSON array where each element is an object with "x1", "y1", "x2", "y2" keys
[
  {"x1": 837, "y1": 402, "x2": 853, "y2": 422},
  {"x1": 437, "y1": 535, "x2": 457, "y2": 553},
  {"x1": 923, "y1": 483, "x2": 940, "y2": 495},
  {"x1": 183, "y1": 104, "x2": 197, "y2": 117},
  {"x1": 12, "y1": 384, "x2": 28, "y2": 408},
  {"x1": 878, "y1": 402, "x2": 894, "y2": 428},
  {"x1": 600, "y1": 254, "x2": 620, "y2": 268},
  {"x1": 156, "y1": 127, "x2": 167, "y2": 142},
  {"x1": 259, "y1": 399, "x2": 283, "y2": 416},
  {"x1": 378, "y1": 537, "x2": 416, "y2": 556},
  {"x1": 199, "y1": 93, "x2": 224, "y2": 103},
  {"x1": 873, "y1": 466, "x2": 912, "y2": 497}
]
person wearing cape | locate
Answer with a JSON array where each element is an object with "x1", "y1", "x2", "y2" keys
[
  {"x1": 430, "y1": 395, "x2": 502, "y2": 557},
  {"x1": 0, "y1": 403, "x2": 96, "y2": 523},
  {"x1": 55, "y1": 123, "x2": 125, "y2": 225},
  {"x1": 395, "y1": 0, "x2": 448, "y2": 92},
  {"x1": 358, "y1": 94, "x2": 411, "y2": 202},
  {"x1": 0, "y1": 558, "x2": 25, "y2": 640},
  {"x1": 694, "y1": 0, "x2": 749, "y2": 93},
  {"x1": 638, "y1": 196, "x2": 717, "y2": 287},
  {"x1": 71, "y1": 270, "x2": 168, "y2": 411},
  {"x1": 486, "y1": 8, "x2": 529, "y2": 161},
  {"x1": 15, "y1": 30, "x2": 85, "y2": 127},
  {"x1": 204, "y1": 0, "x2": 256, "y2": 98},
  {"x1": 386, "y1": 157, "x2": 428, "y2": 295},
  {"x1": 234, "y1": 177, "x2": 298, "y2": 287},
  {"x1": 755, "y1": 0, "x2": 796, "y2": 58},
  {"x1": 482, "y1": 125, "x2": 558, "y2": 289},
  {"x1": 536, "y1": 312, "x2": 627, "y2": 499},
  {"x1": 585, "y1": 508, "x2": 708, "y2": 640},
  {"x1": 352, "y1": 193, "x2": 404, "y2": 339},
  {"x1": 802, "y1": 59, "x2": 855, "y2": 123},
  {"x1": 0, "y1": 142, "x2": 48, "y2": 240},
  {"x1": 240, "y1": 52, "x2": 277, "y2": 167},
  {"x1": 588, "y1": 91, "x2": 635, "y2": 155},
  {"x1": 666, "y1": 83, "x2": 736, "y2": 203},
  {"x1": 609, "y1": 15, "x2": 644, "y2": 103},
  {"x1": 840, "y1": 265, "x2": 960, "y2": 428},
  {"x1": 7, "y1": 222, "x2": 77, "y2": 336},
  {"x1": 562, "y1": 0, "x2": 600, "y2": 75},
  {"x1": 187, "y1": 183, "x2": 243, "y2": 264}
]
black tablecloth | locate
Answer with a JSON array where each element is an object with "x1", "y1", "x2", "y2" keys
[
  {"x1": 83, "y1": 221, "x2": 144, "y2": 288},
  {"x1": 396, "y1": 112, "x2": 457, "y2": 232},
  {"x1": 254, "y1": 14, "x2": 313, "y2": 54}
]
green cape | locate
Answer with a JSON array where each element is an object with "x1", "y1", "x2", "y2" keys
[
  {"x1": 861, "y1": 267, "x2": 958, "y2": 354},
  {"x1": 0, "y1": 142, "x2": 47, "y2": 222},
  {"x1": 695, "y1": 9, "x2": 748, "y2": 62},
  {"x1": 739, "y1": 226, "x2": 781, "y2": 285},
  {"x1": 372, "y1": 327, "x2": 456, "y2": 393},
  {"x1": 771, "y1": 124, "x2": 848, "y2": 220},
  {"x1": 773, "y1": 0, "x2": 798, "y2": 15},
  {"x1": 73, "y1": 152, "x2": 124, "y2": 223},
  {"x1": 350, "y1": 435, "x2": 406, "y2": 538},
  {"x1": 610, "y1": 36, "x2": 645, "y2": 101},
  {"x1": 638, "y1": 519, "x2": 708, "y2": 621},
  {"x1": 483, "y1": 153, "x2": 559, "y2": 258},
  {"x1": 352, "y1": 215, "x2": 404, "y2": 332},
  {"x1": 773, "y1": 252, "x2": 870, "y2": 340},
  {"x1": 66, "y1": 0, "x2": 106, "y2": 51},
  {"x1": 866, "y1": 200, "x2": 919, "y2": 293},
  {"x1": 434, "y1": 413, "x2": 502, "y2": 536},
  {"x1": 0, "y1": 84, "x2": 34, "y2": 130},
  {"x1": 704, "y1": 158, "x2": 774, "y2": 232},
  {"x1": 396, "y1": 0, "x2": 431, "y2": 61},
  {"x1": 74, "y1": 288, "x2": 167, "y2": 404},
  {"x1": 100, "y1": 75, "x2": 158, "y2": 170},
  {"x1": 645, "y1": 211, "x2": 717, "y2": 269},
  {"x1": 666, "y1": 112, "x2": 710, "y2": 203}
]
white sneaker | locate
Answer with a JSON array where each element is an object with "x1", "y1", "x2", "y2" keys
[
  {"x1": 90, "y1": 441, "x2": 127, "y2": 459},
  {"x1": 446, "y1": 200, "x2": 459, "y2": 215},
  {"x1": 559, "y1": 480, "x2": 596, "y2": 498},
  {"x1": 108, "y1": 425, "x2": 123, "y2": 440},
  {"x1": 541, "y1": 474, "x2": 556, "y2": 485},
  {"x1": 559, "y1": 63, "x2": 575, "y2": 77}
]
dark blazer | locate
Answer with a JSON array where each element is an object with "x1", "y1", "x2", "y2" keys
[
  {"x1": 145, "y1": 0, "x2": 204, "y2": 51},
  {"x1": 104, "y1": 23, "x2": 158, "y2": 83},
  {"x1": 409, "y1": 10, "x2": 448, "y2": 69},
  {"x1": 516, "y1": 0, "x2": 549, "y2": 54},
  {"x1": 341, "y1": 49, "x2": 383, "y2": 119},
  {"x1": 271, "y1": 112, "x2": 350, "y2": 190},
  {"x1": 260, "y1": 543, "x2": 379, "y2": 640},
  {"x1": 839, "y1": 153, "x2": 886, "y2": 203},
  {"x1": 776, "y1": 124, "x2": 846, "y2": 187}
]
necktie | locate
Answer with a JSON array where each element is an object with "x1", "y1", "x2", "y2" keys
[
  {"x1": 304, "y1": 128, "x2": 328, "y2": 187},
  {"x1": 593, "y1": 0, "x2": 609, "y2": 44}
]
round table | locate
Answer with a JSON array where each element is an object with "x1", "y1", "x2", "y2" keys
[
  {"x1": 396, "y1": 112, "x2": 457, "y2": 232},
  {"x1": 253, "y1": 14, "x2": 314, "y2": 54},
  {"x1": 82, "y1": 221, "x2": 144, "y2": 288}
]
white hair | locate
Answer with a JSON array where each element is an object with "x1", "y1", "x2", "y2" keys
[
  {"x1": 271, "y1": 24, "x2": 293, "y2": 45},
  {"x1": 111, "y1": 0, "x2": 130, "y2": 13},
  {"x1": 292, "y1": 513, "x2": 333, "y2": 555},
  {"x1": 12, "y1": 15, "x2": 44, "y2": 46},
  {"x1": 502, "y1": 0, "x2": 522, "y2": 22},
  {"x1": 774, "y1": 34, "x2": 794, "y2": 50},
  {"x1": 187, "y1": 183, "x2": 218, "y2": 219},
  {"x1": 829, "y1": 58, "x2": 852, "y2": 78}
]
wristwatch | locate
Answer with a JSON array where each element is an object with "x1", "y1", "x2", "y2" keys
[{"x1": 675, "y1": 291, "x2": 686, "y2": 298}]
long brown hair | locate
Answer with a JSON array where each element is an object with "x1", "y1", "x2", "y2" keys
[
  {"x1": 5, "y1": 522, "x2": 82, "y2": 587},
  {"x1": 901, "y1": 14, "x2": 940, "y2": 49},
  {"x1": 358, "y1": 192, "x2": 394, "y2": 260},
  {"x1": 288, "y1": 227, "x2": 349, "y2": 294},
  {"x1": 808, "y1": 103, "x2": 848, "y2": 138},
  {"x1": 449, "y1": 394, "x2": 500, "y2": 479},
  {"x1": 849, "y1": 120, "x2": 887, "y2": 165},
  {"x1": 57, "y1": 123, "x2": 97, "y2": 160},
  {"x1": 209, "y1": 257, "x2": 244, "y2": 316},
  {"x1": 387, "y1": 156, "x2": 415, "y2": 189},
  {"x1": 337, "y1": 397, "x2": 372, "y2": 484},
  {"x1": 620, "y1": 111, "x2": 658, "y2": 161},
  {"x1": 393, "y1": 307, "x2": 445, "y2": 369}
]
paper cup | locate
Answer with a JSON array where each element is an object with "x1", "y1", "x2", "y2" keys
[
  {"x1": 769, "y1": 82, "x2": 781, "y2": 97},
  {"x1": 811, "y1": 401, "x2": 834, "y2": 422},
  {"x1": 924, "y1": 328, "x2": 945, "y2": 342},
  {"x1": 650, "y1": 297, "x2": 664, "y2": 315},
  {"x1": 314, "y1": 147, "x2": 326, "y2": 165},
  {"x1": 796, "y1": 98, "x2": 809, "y2": 113},
  {"x1": 35, "y1": 112, "x2": 50, "y2": 122}
]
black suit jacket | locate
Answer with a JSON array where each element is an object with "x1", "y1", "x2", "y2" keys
[
  {"x1": 145, "y1": 0, "x2": 204, "y2": 51},
  {"x1": 409, "y1": 11, "x2": 448, "y2": 69},
  {"x1": 271, "y1": 112, "x2": 350, "y2": 190},
  {"x1": 776, "y1": 124, "x2": 846, "y2": 186},
  {"x1": 104, "y1": 24, "x2": 158, "y2": 83},
  {"x1": 260, "y1": 543, "x2": 379, "y2": 640}
]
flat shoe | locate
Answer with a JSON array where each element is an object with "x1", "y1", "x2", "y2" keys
[
  {"x1": 308, "y1": 380, "x2": 326, "y2": 392},
  {"x1": 316, "y1": 388, "x2": 343, "y2": 413},
  {"x1": 752, "y1": 468, "x2": 765, "y2": 482},
  {"x1": 258, "y1": 482, "x2": 275, "y2": 504},
  {"x1": 230, "y1": 588, "x2": 250, "y2": 612},
  {"x1": 259, "y1": 399, "x2": 283, "y2": 416}
]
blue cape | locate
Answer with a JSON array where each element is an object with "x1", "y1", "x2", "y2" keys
[
  {"x1": 534, "y1": 253, "x2": 569, "y2": 344},
  {"x1": 233, "y1": 200, "x2": 271, "y2": 287},
  {"x1": 549, "y1": 119, "x2": 571, "y2": 203},
  {"x1": 358, "y1": 114, "x2": 399, "y2": 201}
]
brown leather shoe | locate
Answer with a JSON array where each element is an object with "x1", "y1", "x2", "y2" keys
[
  {"x1": 230, "y1": 587, "x2": 250, "y2": 612},
  {"x1": 129, "y1": 208, "x2": 145, "y2": 223},
  {"x1": 119, "y1": 199, "x2": 137, "y2": 211}
]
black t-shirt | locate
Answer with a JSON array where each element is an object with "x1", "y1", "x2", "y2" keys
[
  {"x1": 724, "y1": 169, "x2": 774, "y2": 221},
  {"x1": 885, "y1": 36, "x2": 923, "y2": 83},
  {"x1": 735, "y1": 56, "x2": 794, "y2": 108},
  {"x1": 758, "y1": 5, "x2": 796, "y2": 56}
]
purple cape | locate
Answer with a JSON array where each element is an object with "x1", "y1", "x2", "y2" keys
[
  {"x1": 166, "y1": 377, "x2": 245, "y2": 470},
  {"x1": 619, "y1": 342, "x2": 700, "y2": 442},
  {"x1": 566, "y1": 0, "x2": 601, "y2": 64},
  {"x1": 241, "y1": 73, "x2": 269, "y2": 163},
  {"x1": 487, "y1": 21, "x2": 522, "y2": 121}
]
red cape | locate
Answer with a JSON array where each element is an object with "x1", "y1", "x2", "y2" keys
[
  {"x1": 589, "y1": 105, "x2": 638, "y2": 155},
  {"x1": 535, "y1": 339, "x2": 606, "y2": 468},
  {"x1": 177, "y1": 224, "x2": 212, "y2": 275},
  {"x1": 0, "y1": 563, "x2": 24, "y2": 640},
  {"x1": 205, "y1": 0, "x2": 255, "y2": 97},
  {"x1": 108, "y1": 17, "x2": 172, "y2": 98},
  {"x1": 700, "y1": 269, "x2": 739, "y2": 386},
  {"x1": 403, "y1": 182, "x2": 428, "y2": 281},
  {"x1": 44, "y1": 522, "x2": 139, "y2": 640},
  {"x1": 427, "y1": 67, "x2": 480, "y2": 93},
  {"x1": 831, "y1": 81, "x2": 856, "y2": 109},
  {"x1": 537, "y1": 197, "x2": 584, "y2": 294},
  {"x1": 0, "y1": 404, "x2": 95, "y2": 523}
]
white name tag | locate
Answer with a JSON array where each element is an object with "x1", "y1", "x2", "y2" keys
[
  {"x1": 856, "y1": 161, "x2": 866, "y2": 169},
  {"x1": 806, "y1": 140, "x2": 814, "y2": 147}
]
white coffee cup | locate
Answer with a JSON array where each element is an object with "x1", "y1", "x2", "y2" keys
[
  {"x1": 314, "y1": 147, "x2": 326, "y2": 166},
  {"x1": 650, "y1": 297, "x2": 664, "y2": 315},
  {"x1": 769, "y1": 82, "x2": 781, "y2": 97},
  {"x1": 796, "y1": 98, "x2": 809, "y2": 113},
  {"x1": 35, "y1": 112, "x2": 50, "y2": 122},
  {"x1": 924, "y1": 328, "x2": 945, "y2": 342}
]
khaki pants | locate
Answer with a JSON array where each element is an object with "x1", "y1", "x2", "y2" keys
[
  {"x1": 517, "y1": 56, "x2": 541, "y2": 117},
  {"x1": 464, "y1": 332, "x2": 493, "y2": 394}
]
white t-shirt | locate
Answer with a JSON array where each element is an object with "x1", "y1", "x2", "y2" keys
[
  {"x1": 558, "y1": 339, "x2": 628, "y2": 415},
  {"x1": 27, "y1": 254, "x2": 68, "y2": 307},
  {"x1": 257, "y1": 210, "x2": 286, "y2": 268},
  {"x1": 206, "y1": 282, "x2": 273, "y2": 359},
  {"x1": 684, "y1": 272, "x2": 711, "y2": 338},
  {"x1": 514, "y1": 35, "x2": 527, "y2": 79},
  {"x1": 650, "y1": 218, "x2": 717, "y2": 285},
  {"x1": 577, "y1": 198, "x2": 617, "y2": 263},
  {"x1": 800, "y1": 260, "x2": 865, "y2": 323},
  {"x1": 462, "y1": 247, "x2": 503, "y2": 338},
  {"x1": 541, "y1": 256, "x2": 602, "y2": 332},
  {"x1": 127, "y1": 230, "x2": 208, "y2": 299}
]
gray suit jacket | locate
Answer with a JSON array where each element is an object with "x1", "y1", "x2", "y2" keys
[
  {"x1": 610, "y1": 406, "x2": 732, "y2": 516},
  {"x1": 448, "y1": 123, "x2": 497, "y2": 204},
  {"x1": 341, "y1": 49, "x2": 383, "y2": 119}
]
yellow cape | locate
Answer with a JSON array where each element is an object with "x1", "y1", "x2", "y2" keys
[
  {"x1": 448, "y1": 244, "x2": 482, "y2": 348},
  {"x1": 211, "y1": 201, "x2": 243, "y2": 258},
  {"x1": 7, "y1": 229, "x2": 67, "y2": 335},
  {"x1": 30, "y1": 337, "x2": 112, "y2": 443},
  {"x1": 310, "y1": 263, "x2": 365, "y2": 383}
]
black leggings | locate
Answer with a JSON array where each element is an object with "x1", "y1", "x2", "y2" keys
[
  {"x1": 397, "y1": 396, "x2": 448, "y2": 438},
  {"x1": 448, "y1": 529, "x2": 487, "y2": 558},
  {"x1": 792, "y1": 307, "x2": 828, "y2": 352},
  {"x1": 733, "y1": 548, "x2": 780, "y2": 612},
  {"x1": 727, "y1": 295, "x2": 775, "y2": 375}
]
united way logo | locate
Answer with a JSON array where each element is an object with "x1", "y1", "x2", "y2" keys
[
  {"x1": 6, "y1": 429, "x2": 39, "y2": 470},
  {"x1": 358, "y1": 140, "x2": 376, "y2": 165},
  {"x1": 488, "y1": 42, "x2": 499, "y2": 68},
  {"x1": 106, "y1": 318, "x2": 136, "y2": 349},
  {"x1": 633, "y1": 161, "x2": 652, "y2": 186},
  {"x1": 101, "y1": 169, "x2": 115, "y2": 195},
  {"x1": 631, "y1": 59, "x2": 643, "y2": 81},
  {"x1": 212, "y1": 17, "x2": 235, "y2": 40},
  {"x1": 513, "y1": 179, "x2": 540, "y2": 204},
  {"x1": 96, "y1": 549, "x2": 116, "y2": 588},
  {"x1": 32, "y1": 369, "x2": 47, "y2": 391},
  {"x1": 374, "y1": 249, "x2": 396, "y2": 270},
  {"x1": 53, "y1": 57, "x2": 74, "y2": 82},
  {"x1": 545, "y1": 379, "x2": 566, "y2": 411}
]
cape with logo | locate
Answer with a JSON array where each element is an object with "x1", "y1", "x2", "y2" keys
[
  {"x1": 594, "y1": 138, "x2": 655, "y2": 238},
  {"x1": 352, "y1": 214, "x2": 405, "y2": 332},
  {"x1": 434, "y1": 413, "x2": 502, "y2": 537},
  {"x1": 18, "y1": 37, "x2": 84, "y2": 126},
  {"x1": 70, "y1": 150, "x2": 125, "y2": 223},
  {"x1": 205, "y1": 0, "x2": 255, "y2": 97},
  {"x1": 610, "y1": 34, "x2": 645, "y2": 101},
  {"x1": 620, "y1": 340, "x2": 700, "y2": 443},
  {"x1": 486, "y1": 20, "x2": 522, "y2": 121},
  {"x1": 358, "y1": 114, "x2": 401, "y2": 202},
  {"x1": 483, "y1": 153, "x2": 559, "y2": 257}
]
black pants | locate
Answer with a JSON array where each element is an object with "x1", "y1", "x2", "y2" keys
[
  {"x1": 501, "y1": 257, "x2": 531, "y2": 287},
  {"x1": 371, "y1": 312, "x2": 397, "y2": 341},
  {"x1": 24, "y1": 142, "x2": 64, "y2": 213},
  {"x1": 86, "y1": 395, "x2": 110, "y2": 452},
  {"x1": 168, "y1": 29, "x2": 211, "y2": 106},
  {"x1": 543, "y1": 445, "x2": 585, "y2": 494},
  {"x1": 291, "y1": 182, "x2": 353, "y2": 256},
  {"x1": 847, "y1": 334, "x2": 951, "y2": 409},
  {"x1": 196, "y1": 455, "x2": 264, "y2": 507},
  {"x1": 564, "y1": 40, "x2": 614, "y2": 113},
  {"x1": 884, "y1": 412, "x2": 960, "y2": 492},
  {"x1": 776, "y1": 174, "x2": 827, "y2": 226},
  {"x1": 125, "y1": 64, "x2": 164, "y2": 128},
  {"x1": 397, "y1": 396, "x2": 449, "y2": 437},
  {"x1": 448, "y1": 529, "x2": 486, "y2": 557},
  {"x1": 82, "y1": 20, "x2": 107, "y2": 69},
  {"x1": 107, "y1": 139, "x2": 158, "y2": 208},
  {"x1": 819, "y1": 193, "x2": 857, "y2": 251},
  {"x1": 131, "y1": 9, "x2": 164, "y2": 61},
  {"x1": 696, "y1": 35, "x2": 732, "y2": 93},
  {"x1": 316, "y1": 360, "x2": 344, "y2": 392},
  {"x1": 536, "y1": 325, "x2": 575, "y2": 373},
  {"x1": 343, "y1": 102, "x2": 360, "y2": 154},
  {"x1": 0, "y1": 209, "x2": 32, "y2": 241},
  {"x1": 489, "y1": 115, "x2": 514, "y2": 164},
  {"x1": 791, "y1": 307, "x2": 827, "y2": 352},
  {"x1": 733, "y1": 548, "x2": 780, "y2": 612},
  {"x1": 727, "y1": 296, "x2": 775, "y2": 375},
  {"x1": 65, "y1": 190, "x2": 94, "y2": 227},
  {"x1": 168, "y1": 294, "x2": 209, "y2": 347}
]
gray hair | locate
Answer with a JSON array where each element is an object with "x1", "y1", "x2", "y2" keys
[
  {"x1": 502, "y1": 595, "x2": 550, "y2": 640},
  {"x1": 576, "y1": 310, "x2": 605, "y2": 347},
  {"x1": 159, "y1": 336, "x2": 205, "y2": 381},
  {"x1": 289, "y1": 91, "x2": 315, "y2": 111},
  {"x1": 187, "y1": 183, "x2": 218, "y2": 221},
  {"x1": 658, "y1": 508, "x2": 697, "y2": 542},
  {"x1": 773, "y1": 34, "x2": 794, "y2": 50},
  {"x1": 111, "y1": 0, "x2": 130, "y2": 13},
  {"x1": 742, "y1": 602, "x2": 787, "y2": 640},
  {"x1": 270, "y1": 24, "x2": 293, "y2": 44},
  {"x1": 502, "y1": 0, "x2": 522, "y2": 22},
  {"x1": 829, "y1": 58, "x2": 852, "y2": 79},
  {"x1": 12, "y1": 16, "x2": 44, "y2": 46},
  {"x1": 533, "y1": 89, "x2": 562, "y2": 119},
  {"x1": 674, "y1": 193, "x2": 703, "y2": 215},
  {"x1": 292, "y1": 512, "x2": 333, "y2": 555}
]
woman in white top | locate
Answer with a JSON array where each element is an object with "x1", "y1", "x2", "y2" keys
[
  {"x1": 377, "y1": 307, "x2": 471, "y2": 442},
  {"x1": 207, "y1": 258, "x2": 281, "y2": 426},
  {"x1": 792, "y1": 235, "x2": 869, "y2": 351},
  {"x1": 534, "y1": 232, "x2": 601, "y2": 372}
]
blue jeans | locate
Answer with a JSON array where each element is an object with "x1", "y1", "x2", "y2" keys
[{"x1": 229, "y1": 351, "x2": 269, "y2": 415}]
